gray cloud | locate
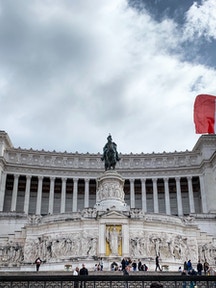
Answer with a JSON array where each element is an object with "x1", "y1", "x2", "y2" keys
[{"x1": 0, "y1": 0, "x2": 215, "y2": 154}]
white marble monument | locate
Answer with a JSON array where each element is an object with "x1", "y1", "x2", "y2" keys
[{"x1": 0, "y1": 131, "x2": 216, "y2": 272}]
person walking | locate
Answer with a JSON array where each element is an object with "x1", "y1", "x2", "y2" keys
[
  {"x1": 99, "y1": 258, "x2": 104, "y2": 271},
  {"x1": 35, "y1": 257, "x2": 42, "y2": 272},
  {"x1": 155, "y1": 255, "x2": 162, "y2": 272}
]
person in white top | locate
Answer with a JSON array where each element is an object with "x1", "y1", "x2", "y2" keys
[
  {"x1": 73, "y1": 267, "x2": 79, "y2": 275},
  {"x1": 73, "y1": 267, "x2": 79, "y2": 288}
]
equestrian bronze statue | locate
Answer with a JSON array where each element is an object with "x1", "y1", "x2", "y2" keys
[{"x1": 101, "y1": 134, "x2": 120, "y2": 170}]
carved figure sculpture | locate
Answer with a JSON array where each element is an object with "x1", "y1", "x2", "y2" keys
[{"x1": 106, "y1": 226, "x2": 121, "y2": 255}]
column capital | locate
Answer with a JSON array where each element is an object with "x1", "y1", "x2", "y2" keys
[{"x1": 26, "y1": 175, "x2": 32, "y2": 180}]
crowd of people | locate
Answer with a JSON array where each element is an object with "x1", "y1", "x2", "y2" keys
[
  {"x1": 33, "y1": 256, "x2": 216, "y2": 288},
  {"x1": 35, "y1": 255, "x2": 214, "y2": 276},
  {"x1": 180, "y1": 259, "x2": 212, "y2": 288},
  {"x1": 103, "y1": 257, "x2": 150, "y2": 272},
  {"x1": 181, "y1": 259, "x2": 212, "y2": 276},
  {"x1": 69, "y1": 261, "x2": 163, "y2": 288},
  {"x1": 120, "y1": 257, "x2": 149, "y2": 272}
]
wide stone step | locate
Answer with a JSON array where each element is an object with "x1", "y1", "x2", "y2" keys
[{"x1": 0, "y1": 270, "x2": 179, "y2": 276}]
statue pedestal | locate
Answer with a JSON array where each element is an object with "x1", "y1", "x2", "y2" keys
[{"x1": 95, "y1": 170, "x2": 128, "y2": 211}]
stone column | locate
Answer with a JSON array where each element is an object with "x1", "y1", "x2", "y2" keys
[
  {"x1": 60, "y1": 177, "x2": 67, "y2": 213},
  {"x1": 11, "y1": 174, "x2": 19, "y2": 211},
  {"x1": 48, "y1": 177, "x2": 55, "y2": 214},
  {"x1": 122, "y1": 224, "x2": 130, "y2": 257},
  {"x1": 130, "y1": 179, "x2": 135, "y2": 209},
  {"x1": 164, "y1": 178, "x2": 171, "y2": 215},
  {"x1": 187, "y1": 176, "x2": 195, "y2": 214},
  {"x1": 175, "y1": 177, "x2": 183, "y2": 216},
  {"x1": 72, "y1": 178, "x2": 78, "y2": 212},
  {"x1": 36, "y1": 176, "x2": 43, "y2": 215},
  {"x1": 199, "y1": 175, "x2": 208, "y2": 213},
  {"x1": 24, "y1": 175, "x2": 31, "y2": 214},
  {"x1": 84, "y1": 178, "x2": 89, "y2": 208},
  {"x1": 153, "y1": 178, "x2": 159, "y2": 213},
  {"x1": 0, "y1": 172, "x2": 7, "y2": 211},
  {"x1": 98, "y1": 224, "x2": 106, "y2": 257},
  {"x1": 141, "y1": 178, "x2": 147, "y2": 213}
]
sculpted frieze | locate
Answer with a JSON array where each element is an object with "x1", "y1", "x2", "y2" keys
[
  {"x1": 0, "y1": 241, "x2": 24, "y2": 265},
  {"x1": 5, "y1": 149, "x2": 200, "y2": 170},
  {"x1": 0, "y1": 222, "x2": 215, "y2": 267},
  {"x1": 198, "y1": 241, "x2": 216, "y2": 264},
  {"x1": 97, "y1": 182, "x2": 124, "y2": 202},
  {"x1": 23, "y1": 231, "x2": 98, "y2": 263},
  {"x1": 130, "y1": 232, "x2": 198, "y2": 263}
]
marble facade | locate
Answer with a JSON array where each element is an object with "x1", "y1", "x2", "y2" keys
[{"x1": 0, "y1": 131, "x2": 216, "y2": 271}]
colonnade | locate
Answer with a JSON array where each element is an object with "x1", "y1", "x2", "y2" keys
[{"x1": 0, "y1": 172, "x2": 206, "y2": 216}]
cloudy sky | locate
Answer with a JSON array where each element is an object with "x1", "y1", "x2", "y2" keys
[{"x1": 0, "y1": 0, "x2": 216, "y2": 154}]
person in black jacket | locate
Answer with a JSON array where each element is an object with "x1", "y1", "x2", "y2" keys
[
  {"x1": 121, "y1": 257, "x2": 126, "y2": 271},
  {"x1": 197, "y1": 260, "x2": 203, "y2": 275},
  {"x1": 138, "y1": 259, "x2": 142, "y2": 271},
  {"x1": 35, "y1": 257, "x2": 42, "y2": 272},
  {"x1": 80, "y1": 264, "x2": 88, "y2": 275},
  {"x1": 80, "y1": 264, "x2": 88, "y2": 288}
]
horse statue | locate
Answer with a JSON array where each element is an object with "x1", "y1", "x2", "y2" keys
[{"x1": 101, "y1": 135, "x2": 120, "y2": 171}]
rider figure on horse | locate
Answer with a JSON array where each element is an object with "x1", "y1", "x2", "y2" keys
[{"x1": 101, "y1": 134, "x2": 120, "y2": 170}]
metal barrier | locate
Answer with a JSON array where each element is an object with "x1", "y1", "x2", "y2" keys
[{"x1": 0, "y1": 274, "x2": 216, "y2": 288}]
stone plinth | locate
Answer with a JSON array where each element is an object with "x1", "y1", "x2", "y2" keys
[{"x1": 95, "y1": 170, "x2": 128, "y2": 211}]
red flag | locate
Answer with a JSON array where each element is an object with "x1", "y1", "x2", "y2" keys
[{"x1": 194, "y1": 94, "x2": 216, "y2": 134}]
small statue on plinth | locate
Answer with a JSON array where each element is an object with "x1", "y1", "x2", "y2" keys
[{"x1": 101, "y1": 134, "x2": 120, "y2": 171}]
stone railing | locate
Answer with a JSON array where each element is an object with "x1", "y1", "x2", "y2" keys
[{"x1": 0, "y1": 273, "x2": 215, "y2": 288}]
